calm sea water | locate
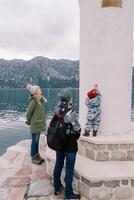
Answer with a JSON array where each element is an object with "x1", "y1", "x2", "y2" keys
[
  {"x1": 0, "y1": 88, "x2": 79, "y2": 155},
  {"x1": 0, "y1": 88, "x2": 134, "y2": 156}
]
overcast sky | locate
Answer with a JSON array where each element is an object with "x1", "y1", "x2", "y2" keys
[
  {"x1": 0, "y1": 0, "x2": 133, "y2": 62},
  {"x1": 0, "y1": 0, "x2": 79, "y2": 60}
]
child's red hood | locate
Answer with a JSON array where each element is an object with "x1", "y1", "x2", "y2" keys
[{"x1": 87, "y1": 89, "x2": 97, "y2": 99}]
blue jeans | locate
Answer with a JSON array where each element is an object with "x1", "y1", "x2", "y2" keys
[
  {"x1": 53, "y1": 151, "x2": 76, "y2": 197},
  {"x1": 30, "y1": 133, "x2": 40, "y2": 157}
]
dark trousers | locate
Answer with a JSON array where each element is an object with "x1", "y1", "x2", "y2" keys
[
  {"x1": 53, "y1": 151, "x2": 76, "y2": 196},
  {"x1": 30, "y1": 133, "x2": 40, "y2": 157}
]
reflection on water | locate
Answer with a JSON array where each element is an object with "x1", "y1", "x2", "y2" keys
[{"x1": 0, "y1": 88, "x2": 79, "y2": 155}]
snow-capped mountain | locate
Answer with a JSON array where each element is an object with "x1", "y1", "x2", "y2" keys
[{"x1": 0, "y1": 56, "x2": 79, "y2": 88}]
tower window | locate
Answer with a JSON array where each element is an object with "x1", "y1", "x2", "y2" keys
[{"x1": 102, "y1": 0, "x2": 122, "y2": 8}]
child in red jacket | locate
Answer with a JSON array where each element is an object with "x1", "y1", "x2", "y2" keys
[{"x1": 83, "y1": 84, "x2": 101, "y2": 137}]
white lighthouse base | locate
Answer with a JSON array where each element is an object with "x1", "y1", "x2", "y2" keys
[
  {"x1": 45, "y1": 146, "x2": 134, "y2": 200},
  {"x1": 78, "y1": 135, "x2": 134, "y2": 161},
  {"x1": 45, "y1": 130, "x2": 134, "y2": 199}
]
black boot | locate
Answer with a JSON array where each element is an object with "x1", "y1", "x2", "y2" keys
[
  {"x1": 31, "y1": 154, "x2": 42, "y2": 165},
  {"x1": 93, "y1": 130, "x2": 97, "y2": 137},
  {"x1": 54, "y1": 184, "x2": 64, "y2": 195},
  {"x1": 65, "y1": 193, "x2": 81, "y2": 199},
  {"x1": 83, "y1": 131, "x2": 90, "y2": 137},
  {"x1": 37, "y1": 154, "x2": 45, "y2": 163}
]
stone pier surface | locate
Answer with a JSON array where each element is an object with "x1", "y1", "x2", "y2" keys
[
  {"x1": 2, "y1": 134, "x2": 134, "y2": 200},
  {"x1": 0, "y1": 135, "x2": 64, "y2": 200}
]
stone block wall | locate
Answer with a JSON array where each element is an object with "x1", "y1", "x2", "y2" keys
[
  {"x1": 78, "y1": 139, "x2": 134, "y2": 161},
  {"x1": 45, "y1": 157, "x2": 134, "y2": 200}
]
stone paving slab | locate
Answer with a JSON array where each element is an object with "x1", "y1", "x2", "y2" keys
[
  {"x1": 31, "y1": 167, "x2": 50, "y2": 181},
  {"x1": 7, "y1": 145, "x2": 29, "y2": 154},
  {"x1": 28, "y1": 180, "x2": 53, "y2": 197},
  {"x1": 8, "y1": 187, "x2": 28, "y2": 200},
  {"x1": 0, "y1": 188, "x2": 9, "y2": 200},
  {"x1": 0, "y1": 158, "x2": 13, "y2": 169},
  {"x1": 2, "y1": 176, "x2": 30, "y2": 188},
  {"x1": 1, "y1": 151, "x2": 19, "y2": 161},
  {"x1": 15, "y1": 166, "x2": 32, "y2": 176}
]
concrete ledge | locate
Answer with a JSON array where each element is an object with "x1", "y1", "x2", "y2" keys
[
  {"x1": 45, "y1": 147, "x2": 134, "y2": 181},
  {"x1": 45, "y1": 146, "x2": 134, "y2": 200},
  {"x1": 80, "y1": 135, "x2": 134, "y2": 145},
  {"x1": 78, "y1": 135, "x2": 134, "y2": 161}
]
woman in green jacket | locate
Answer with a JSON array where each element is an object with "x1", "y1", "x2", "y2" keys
[{"x1": 26, "y1": 84, "x2": 46, "y2": 165}]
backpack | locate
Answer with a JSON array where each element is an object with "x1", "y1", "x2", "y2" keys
[{"x1": 47, "y1": 110, "x2": 72, "y2": 151}]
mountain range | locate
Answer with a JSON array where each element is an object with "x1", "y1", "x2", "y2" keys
[{"x1": 0, "y1": 56, "x2": 79, "y2": 88}]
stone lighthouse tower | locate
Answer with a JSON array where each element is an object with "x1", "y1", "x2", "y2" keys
[
  {"x1": 45, "y1": 2, "x2": 134, "y2": 199},
  {"x1": 79, "y1": 0, "x2": 133, "y2": 135}
]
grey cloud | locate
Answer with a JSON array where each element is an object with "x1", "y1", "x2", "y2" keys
[{"x1": 0, "y1": 0, "x2": 79, "y2": 60}]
